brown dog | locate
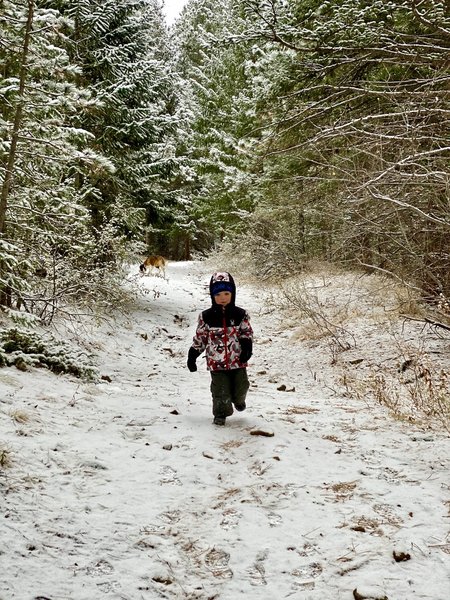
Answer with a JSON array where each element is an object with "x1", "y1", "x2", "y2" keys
[{"x1": 139, "y1": 255, "x2": 167, "y2": 278}]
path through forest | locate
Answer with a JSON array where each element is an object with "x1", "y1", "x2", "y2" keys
[{"x1": 1, "y1": 261, "x2": 449, "y2": 600}]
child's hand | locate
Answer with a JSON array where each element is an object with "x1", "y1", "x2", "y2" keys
[
  {"x1": 187, "y1": 347, "x2": 200, "y2": 372},
  {"x1": 239, "y1": 338, "x2": 252, "y2": 364},
  {"x1": 239, "y1": 350, "x2": 251, "y2": 364}
]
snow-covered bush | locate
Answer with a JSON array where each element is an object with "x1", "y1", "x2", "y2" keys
[{"x1": 0, "y1": 328, "x2": 97, "y2": 380}]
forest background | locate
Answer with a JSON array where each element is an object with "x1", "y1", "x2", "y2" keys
[{"x1": 0, "y1": 0, "x2": 449, "y2": 325}]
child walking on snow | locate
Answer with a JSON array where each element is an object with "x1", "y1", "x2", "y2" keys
[{"x1": 187, "y1": 272, "x2": 253, "y2": 426}]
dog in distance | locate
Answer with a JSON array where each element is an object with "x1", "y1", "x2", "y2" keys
[{"x1": 139, "y1": 255, "x2": 167, "y2": 278}]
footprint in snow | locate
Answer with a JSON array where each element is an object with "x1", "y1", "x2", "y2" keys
[
  {"x1": 248, "y1": 550, "x2": 268, "y2": 585},
  {"x1": 96, "y1": 580, "x2": 121, "y2": 593},
  {"x1": 204, "y1": 547, "x2": 233, "y2": 579},
  {"x1": 291, "y1": 561, "x2": 323, "y2": 580},
  {"x1": 86, "y1": 559, "x2": 114, "y2": 576},
  {"x1": 220, "y1": 508, "x2": 241, "y2": 530},
  {"x1": 267, "y1": 511, "x2": 283, "y2": 527},
  {"x1": 159, "y1": 465, "x2": 182, "y2": 486}
]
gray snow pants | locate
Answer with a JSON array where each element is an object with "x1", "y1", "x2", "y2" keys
[{"x1": 210, "y1": 368, "x2": 250, "y2": 418}]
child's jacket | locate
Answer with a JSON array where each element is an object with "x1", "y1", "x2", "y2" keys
[{"x1": 191, "y1": 272, "x2": 253, "y2": 372}]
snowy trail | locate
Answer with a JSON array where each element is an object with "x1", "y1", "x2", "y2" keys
[{"x1": 1, "y1": 261, "x2": 449, "y2": 600}]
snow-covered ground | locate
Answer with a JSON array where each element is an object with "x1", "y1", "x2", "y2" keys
[{"x1": 1, "y1": 260, "x2": 449, "y2": 600}]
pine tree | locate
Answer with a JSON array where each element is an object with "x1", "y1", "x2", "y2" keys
[
  {"x1": 172, "y1": 0, "x2": 261, "y2": 253},
  {"x1": 57, "y1": 0, "x2": 186, "y2": 257},
  {"x1": 0, "y1": 0, "x2": 110, "y2": 313}
]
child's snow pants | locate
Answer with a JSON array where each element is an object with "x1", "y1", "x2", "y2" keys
[{"x1": 210, "y1": 368, "x2": 249, "y2": 418}]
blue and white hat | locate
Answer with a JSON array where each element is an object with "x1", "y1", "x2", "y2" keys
[{"x1": 210, "y1": 272, "x2": 236, "y2": 299}]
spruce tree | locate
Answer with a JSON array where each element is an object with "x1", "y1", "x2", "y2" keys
[
  {"x1": 172, "y1": 0, "x2": 261, "y2": 253},
  {"x1": 0, "y1": 0, "x2": 109, "y2": 313},
  {"x1": 58, "y1": 0, "x2": 186, "y2": 257}
]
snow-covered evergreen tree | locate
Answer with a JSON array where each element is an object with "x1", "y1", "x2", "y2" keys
[
  {"x1": 59, "y1": 0, "x2": 187, "y2": 256},
  {"x1": 0, "y1": 0, "x2": 111, "y2": 313},
  {"x1": 172, "y1": 0, "x2": 262, "y2": 252}
]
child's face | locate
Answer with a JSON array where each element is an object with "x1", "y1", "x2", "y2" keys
[{"x1": 214, "y1": 291, "x2": 232, "y2": 307}]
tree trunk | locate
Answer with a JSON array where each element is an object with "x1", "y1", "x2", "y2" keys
[{"x1": 0, "y1": 0, "x2": 34, "y2": 306}]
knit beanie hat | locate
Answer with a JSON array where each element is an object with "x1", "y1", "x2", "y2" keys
[
  {"x1": 210, "y1": 272, "x2": 235, "y2": 298},
  {"x1": 211, "y1": 280, "x2": 234, "y2": 295}
]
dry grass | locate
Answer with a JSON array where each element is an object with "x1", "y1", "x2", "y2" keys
[
  {"x1": 325, "y1": 480, "x2": 358, "y2": 501},
  {"x1": 322, "y1": 434, "x2": 341, "y2": 443},
  {"x1": 361, "y1": 274, "x2": 424, "y2": 318},
  {"x1": 221, "y1": 439, "x2": 243, "y2": 449},
  {"x1": 270, "y1": 276, "x2": 358, "y2": 350},
  {"x1": 340, "y1": 349, "x2": 450, "y2": 432},
  {"x1": 9, "y1": 409, "x2": 30, "y2": 424},
  {"x1": 265, "y1": 267, "x2": 449, "y2": 432},
  {"x1": 0, "y1": 445, "x2": 13, "y2": 468},
  {"x1": 346, "y1": 516, "x2": 384, "y2": 535},
  {"x1": 285, "y1": 405, "x2": 320, "y2": 415},
  {"x1": 213, "y1": 488, "x2": 241, "y2": 507}
]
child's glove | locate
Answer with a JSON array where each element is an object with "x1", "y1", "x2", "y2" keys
[
  {"x1": 239, "y1": 338, "x2": 253, "y2": 364},
  {"x1": 187, "y1": 347, "x2": 200, "y2": 372}
]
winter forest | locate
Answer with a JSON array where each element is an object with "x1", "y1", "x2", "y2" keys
[
  {"x1": 1, "y1": 2, "x2": 450, "y2": 598},
  {"x1": 1, "y1": 0, "x2": 449, "y2": 317}
]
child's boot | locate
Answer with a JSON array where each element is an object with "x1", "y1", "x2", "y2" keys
[{"x1": 234, "y1": 401, "x2": 246, "y2": 411}]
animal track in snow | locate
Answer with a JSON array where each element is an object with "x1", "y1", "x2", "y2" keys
[
  {"x1": 86, "y1": 558, "x2": 114, "y2": 576},
  {"x1": 248, "y1": 459, "x2": 271, "y2": 476}
]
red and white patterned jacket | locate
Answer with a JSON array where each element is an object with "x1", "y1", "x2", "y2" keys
[
  {"x1": 190, "y1": 272, "x2": 253, "y2": 371},
  {"x1": 192, "y1": 304, "x2": 253, "y2": 371}
]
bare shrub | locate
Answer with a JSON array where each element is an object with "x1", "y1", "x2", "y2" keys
[
  {"x1": 214, "y1": 246, "x2": 449, "y2": 431},
  {"x1": 340, "y1": 348, "x2": 450, "y2": 432},
  {"x1": 271, "y1": 266, "x2": 449, "y2": 431},
  {"x1": 279, "y1": 279, "x2": 356, "y2": 351}
]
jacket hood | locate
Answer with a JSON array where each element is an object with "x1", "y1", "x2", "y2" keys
[{"x1": 209, "y1": 272, "x2": 236, "y2": 306}]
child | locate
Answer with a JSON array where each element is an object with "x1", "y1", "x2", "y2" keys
[{"x1": 187, "y1": 272, "x2": 253, "y2": 426}]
